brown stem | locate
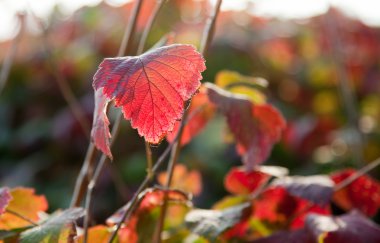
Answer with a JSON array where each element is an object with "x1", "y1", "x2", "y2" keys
[
  {"x1": 153, "y1": 1, "x2": 222, "y2": 242},
  {"x1": 70, "y1": 0, "x2": 144, "y2": 208},
  {"x1": 107, "y1": 116, "x2": 187, "y2": 243},
  {"x1": 6, "y1": 209, "x2": 38, "y2": 226},
  {"x1": 286, "y1": 156, "x2": 380, "y2": 226},
  {"x1": 145, "y1": 141, "x2": 154, "y2": 180},
  {"x1": 0, "y1": 13, "x2": 25, "y2": 95},
  {"x1": 137, "y1": 0, "x2": 166, "y2": 54},
  {"x1": 334, "y1": 157, "x2": 380, "y2": 192}
]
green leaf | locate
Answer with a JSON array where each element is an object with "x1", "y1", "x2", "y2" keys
[{"x1": 20, "y1": 208, "x2": 84, "y2": 243}]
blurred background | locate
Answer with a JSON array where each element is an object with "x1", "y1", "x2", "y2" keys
[{"x1": 0, "y1": 0, "x2": 380, "y2": 223}]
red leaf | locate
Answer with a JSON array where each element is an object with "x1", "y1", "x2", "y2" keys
[
  {"x1": 224, "y1": 167, "x2": 270, "y2": 195},
  {"x1": 0, "y1": 187, "x2": 11, "y2": 215},
  {"x1": 331, "y1": 169, "x2": 380, "y2": 216},
  {"x1": 306, "y1": 211, "x2": 380, "y2": 243},
  {"x1": 206, "y1": 83, "x2": 286, "y2": 169},
  {"x1": 253, "y1": 187, "x2": 330, "y2": 229},
  {"x1": 91, "y1": 89, "x2": 112, "y2": 159},
  {"x1": 93, "y1": 44, "x2": 206, "y2": 144},
  {"x1": 167, "y1": 86, "x2": 215, "y2": 146}
]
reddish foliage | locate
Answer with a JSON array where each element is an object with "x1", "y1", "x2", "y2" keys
[
  {"x1": 306, "y1": 211, "x2": 380, "y2": 243},
  {"x1": 206, "y1": 83, "x2": 286, "y2": 169},
  {"x1": 106, "y1": 188, "x2": 190, "y2": 225},
  {"x1": 91, "y1": 89, "x2": 112, "y2": 159},
  {"x1": 0, "y1": 188, "x2": 11, "y2": 215},
  {"x1": 93, "y1": 44, "x2": 206, "y2": 144},
  {"x1": 253, "y1": 187, "x2": 330, "y2": 229},
  {"x1": 224, "y1": 167, "x2": 270, "y2": 195},
  {"x1": 167, "y1": 86, "x2": 216, "y2": 145},
  {"x1": 331, "y1": 169, "x2": 380, "y2": 216}
]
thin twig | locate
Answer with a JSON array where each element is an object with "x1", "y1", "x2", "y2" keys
[
  {"x1": 137, "y1": 0, "x2": 166, "y2": 54},
  {"x1": 6, "y1": 209, "x2": 38, "y2": 226},
  {"x1": 31, "y1": 16, "x2": 91, "y2": 139},
  {"x1": 107, "y1": 118, "x2": 185, "y2": 243},
  {"x1": 70, "y1": 0, "x2": 144, "y2": 208},
  {"x1": 153, "y1": 1, "x2": 222, "y2": 242},
  {"x1": 0, "y1": 13, "x2": 25, "y2": 95},
  {"x1": 145, "y1": 141, "x2": 154, "y2": 180},
  {"x1": 286, "y1": 156, "x2": 380, "y2": 226},
  {"x1": 334, "y1": 157, "x2": 380, "y2": 191}
]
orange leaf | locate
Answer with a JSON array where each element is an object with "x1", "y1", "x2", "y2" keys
[
  {"x1": 158, "y1": 164, "x2": 202, "y2": 196},
  {"x1": 0, "y1": 187, "x2": 48, "y2": 230}
]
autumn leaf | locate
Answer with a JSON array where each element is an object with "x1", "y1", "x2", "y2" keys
[
  {"x1": 20, "y1": 208, "x2": 84, "y2": 243},
  {"x1": 224, "y1": 167, "x2": 270, "y2": 195},
  {"x1": 215, "y1": 70, "x2": 268, "y2": 104},
  {"x1": 93, "y1": 44, "x2": 206, "y2": 144},
  {"x1": 185, "y1": 203, "x2": 251, "y2": 240},
  {"x1": 0, "y1": 187, "x2": 48, "y2": 230},
  {"x1": 205, "y1": 83, "x2": 286, "y2": 169},
  {"x1": 272, "y1": 175, "x2": 334, "y2": 206},
  {"x1": 166, "y1": 86, "x2": 215, "y2": 146},
  {"x1": 253, "y1": 187, "x2": 330, "y2": 229},
  {"x1": 306, "y1": 211, "x2": 380, "y2": 243},
  {"x1": 76, "y1": 225, "x2": 137, "y2": 243},
  {"x1": 331, "y1": 169, "x2": 380, "y2": 216},
  {"x1": 106, "y1": 188, "x2": 190, "y2": 226},
  {"x1": 91, "y1": 88, "x2": 112, "y2": 159},
  {"x1": 158, "y1": 164, "x2": 202, "y2": 196},
  {"x1": 0, "y1": 188, "x2": 11, "y2": 215}
]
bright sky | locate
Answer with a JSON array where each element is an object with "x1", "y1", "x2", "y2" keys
[{"x1": 0, "y1": 0, "x2": 380, "y2": 41}]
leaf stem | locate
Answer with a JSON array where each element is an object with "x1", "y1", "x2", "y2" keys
[
  {"x1": 334, "y1": 157, "x2": 380, "y2": 192},
  {"x1": 153, "y1": 1, "x2": 222, "y2": 242},
  {"x1": 33, "y1": 15, "x2": 91, "y2": 139},
  {"x1": 107, "y1": 116, "x2": 187, "y2": 243},
  {"x1": 6, "y1": 209, "x2": 38, "y2": 226},
  {"x1": 70, "y1": 0, "x2": 144, "y2": 208}
]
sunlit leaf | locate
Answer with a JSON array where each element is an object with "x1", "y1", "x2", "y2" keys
[
  {"x1": 106, "y1": 188, "x2": 190, "y2": 226},
  {"x1": 224, "y1": 167, "x2": 270, "y2": 195},
  {"x1": 205, "y1": 83, "x2": 286, "y2": 169},
  {"x1": 253, "y1": 187, "x2": 330, "y2": 229},
  {"x1": 91, "y1": 88, "x2": 112, "y2": 159},
  {"x1": 331, "y1": 169, "x2": 380, "y2": 216},
  {"x1": 185, "y1": 203, "x2": 250, "y2": 240},
  {"x1": 0, "y1": 187, "x2": 48, "y2": 230},
  {"x1": 215, "y1": 70, "x2": 268, "y2": 104},
  {"x1": 167, "y1": 86, "x2": 216, "y2": 146},
  {"x1": 93, "y1": 44, "x2": 206, "y2": 144},
  {"x1": 306, "y1": 211, "x2": 380, "y2": 243},
  {"x1": 158, "y1": 164, "x2": 202, "y2": 196},
  {"x1": 272, "y1": 175, "x2": 334, "y2": 206},
  {"x1": 20, "y1": 208, "x2": 84, "y2": 243}
]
